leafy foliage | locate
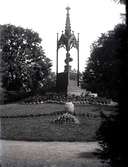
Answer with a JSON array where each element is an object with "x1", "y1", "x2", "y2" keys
[
  {"x1": 82, "y1": 24, "x2": 127, "y2": 101},
  {"x1": 97, "y1": 112, "x2": 122, "y2": 166},
  {"x1": 114, "y1": 0, "x2": 126, "y2": 4},
  {"x1": 96, "y1": 25, "x2": 128, "y2": 167},
  {"x1": 96, "y1": 1, "x2": 128, "y2": 166},
  {"x1": 0, "y1": 24, "x2": 52, "y2": 101}
]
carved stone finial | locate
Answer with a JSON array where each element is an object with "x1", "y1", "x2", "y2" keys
[{"x1": 66, "y1": 6, "x2": 71, "y2": 13}]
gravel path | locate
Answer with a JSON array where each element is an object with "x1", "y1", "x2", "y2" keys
[{"x1": 0, "y1": 140, "x2": 103, "y2": 167}]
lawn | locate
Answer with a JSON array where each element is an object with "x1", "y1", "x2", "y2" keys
[{"x1": 0, "y1": 103, "x2": 116, "y2": 141}]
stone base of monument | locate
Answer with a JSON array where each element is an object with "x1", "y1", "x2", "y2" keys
[
  {"x1": 56, "y1": 71, "x2": 86, "y2": 96},
  {"x1": 64, "y1": 102, "x2": 74, "y2": 114}
]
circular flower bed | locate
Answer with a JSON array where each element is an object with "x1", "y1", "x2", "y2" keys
[{"x1": 52, "y1": 113, "x2": 80, "y2": 124}]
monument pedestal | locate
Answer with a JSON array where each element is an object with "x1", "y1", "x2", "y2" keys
[{"x1": 56, "y1": 71, "x2": 82, "y2": 96}]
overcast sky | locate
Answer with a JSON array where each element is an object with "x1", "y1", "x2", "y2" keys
[{"x1": 0, "y1": 0, "x2": 125, "y2": 72}]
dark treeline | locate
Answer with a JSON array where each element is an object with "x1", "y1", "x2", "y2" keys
[{"x1": 95, "y1": 1, "x2": 128, "y2": 167}]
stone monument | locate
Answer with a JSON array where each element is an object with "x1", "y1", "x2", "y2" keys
[{"x1": 56, "y1": 7, "x2": 82, "y2": 96}]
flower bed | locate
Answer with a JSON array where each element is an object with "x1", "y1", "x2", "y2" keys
[{"x1": 52, "y1": 113, "x2": 80, "y2": 124}]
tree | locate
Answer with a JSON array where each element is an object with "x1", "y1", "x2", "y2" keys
[
  {"x1": 94, "y1": 1, "x2": 128, "y2": 167},
  {"x1": 41, "y1": 71, "x2": 56, "y2": 93},
  {"x1": 115, "y1": 0, "x2": 127, "y2": 25},
  {"x1": 96, "y1": 2, "x2": 128, "y2": 167},
  {"x1": 82, "y1": 24, "x2": 126, "y2": 101},
  {"x1": 0, "y1": 24, "x2": 52, "y2": 102},
  {"x1": 0, "y1": 45, "x2": 6, "y2": 104}
]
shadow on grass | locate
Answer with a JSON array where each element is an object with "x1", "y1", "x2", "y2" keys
[
  {"x1": 77, "y1": 151, "x2": 99, "y2": 159},
  {"x1": 77, "y1": 151, "x2": 108, "y2": 167}
]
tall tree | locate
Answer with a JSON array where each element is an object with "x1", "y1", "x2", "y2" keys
[
  {"x1": 96, "y1": 1, "x2": 128, "y2": 167},
  {"x1": 82, "y1": 24, "x2": 126, "y2": 101},
  {"x1": 0, "y1": 24, "x2": 52, "y2": 102},
  {"x1": 115, "y1": 0, "x2": 127, "y2": 25}
]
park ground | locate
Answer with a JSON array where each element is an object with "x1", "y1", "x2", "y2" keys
[
  {"x1": 0, "y1": 103, "x2": 116, "y2": 141},
  {"x1": 0, "y1": 103, "x2": 116, "y2": 166}
]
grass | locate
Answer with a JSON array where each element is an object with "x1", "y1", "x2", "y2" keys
[{"x1": 0, "y1": 103, "x2": 116, "y2": 141}]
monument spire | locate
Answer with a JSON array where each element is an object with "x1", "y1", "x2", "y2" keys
[{"x1": 65, "y1": 6, "x2": 71, "y2": 35}]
